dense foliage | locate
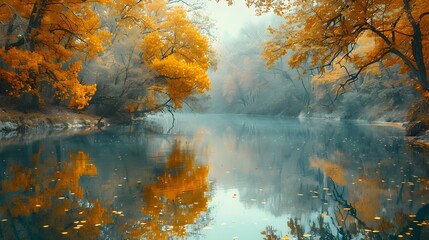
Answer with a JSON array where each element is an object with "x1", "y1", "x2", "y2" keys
[
  {"x1": 0, "y1": 0, "x2": 215, "y2": 115},
  {"x1": 242, "y1": 0, "x2": 429, "y2": 97}
]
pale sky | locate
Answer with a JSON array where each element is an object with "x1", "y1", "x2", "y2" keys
[{"x1": 204, "y1": 0, "x2": 273, "y2": 39}]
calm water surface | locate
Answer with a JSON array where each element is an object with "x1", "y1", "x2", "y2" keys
[{"x1": 0, "y1": 114, "x2": 428, "y2": 240}]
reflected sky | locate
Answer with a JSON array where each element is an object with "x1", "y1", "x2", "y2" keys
[{"x1": 0, "y1": 113, "x2": 428, "y2": 239}]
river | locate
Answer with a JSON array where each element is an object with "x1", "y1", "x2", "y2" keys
[{"x1": 0, "y1": 114, "x2": 428, "y2": 239}]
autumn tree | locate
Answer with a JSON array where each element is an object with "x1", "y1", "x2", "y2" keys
[
  {"x1": 139, "y1": 1, "x2": 215, "y2": 111},
  {"x1": 83, "y1": 0, "x2": 215, "y2": 121},
  {"x1": 240, "y1": 0, "x2": 429, "y2": 98},
  {"x1": 0, "y1": 0, "x2": 111, "y2": 110},
  {"x1": 0, "y1": 0, "x2": 214, "y2": 115}
]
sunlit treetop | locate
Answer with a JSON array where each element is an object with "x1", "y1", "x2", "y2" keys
[{"x1": 139, "y1": 2, "x2": 216, "y2": 109}]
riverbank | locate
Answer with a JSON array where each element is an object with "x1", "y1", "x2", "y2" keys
[
  {"x1": 1, "y1": 107, "x2": 428, "y2": 149},
  {"x1": 353, "y1": 120, "x2": 429, "y2": 149},
  {"x1": 407, "y1": 134, "x2": 429, "y2": 149},
  {"x1": 0, "y1": 105, "x2": 108, "y2": 144}
]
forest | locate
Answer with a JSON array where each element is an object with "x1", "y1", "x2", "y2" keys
[
  {"x1": 1, "y1": 1, "x2": 429, "y2": 239},
  {"x1": 0, "y1": 0, "x2": 215, "y2": 123},
  {"x1": 0, "y1": 0, "x2": 428, "y2": 137}
]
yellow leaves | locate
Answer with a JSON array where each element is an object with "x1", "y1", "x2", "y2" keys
[
  {"x1": 49, "y1": 62, "x2": 97, "y2": 110},
  {"x1": 150, "y1": 55, "x2": 210, "y2": 108},
  {"x1": 140, "y1": 6, "x2": 212, "y2": 68},
  {"x1": 141, "y1": 31, "x2": 162, "y2": 64},
  {"x1": 86, "y1": 34, "x2": 107, "y2": 58},
  {"x1": 0, "y1": 48, "x2": 45, "y2": 95},
  {"x1": 68, "y1": 83, "x2": 97, "y2": 110},
  {"x1": 267, "y1": 26, "x2": 276, "y2": 35},
  {"x1": 138, "y1": 5, "x2": 214, "y2": 110},
  {"x1": 0, "y1": 48, "x2": 43, "y2": 71},
  {"x1": 145, "y1": 0, "x2": 168, "y2": 13},
  {"x1": 0, "y1": 0, "x2": 112, "y2": 109},
  {"x1": 0, "y1": 0, "x2": 214, "y2": 112}
]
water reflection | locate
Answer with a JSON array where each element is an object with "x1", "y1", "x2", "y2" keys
[
  {"x1": 0, "y1": 129, "x2": 211, "y2": 239},
  {"x1": 117, "y1": 141, "x2": 211, "y2": 239},
  {"x1": 157, "y1": 114, "x2": 429, "y2": 239},
  {"x1": 275, "y1": 151, "x2": 429, "y2": 240},
  {"x1": 0, "y1": 146, "x2": 109, "y2": 239},
  {"x1": 1, "y1": 114, "x2": 429, "y2": 239}
]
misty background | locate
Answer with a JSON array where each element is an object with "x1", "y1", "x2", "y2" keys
[{"x1": 190, "y1": 1, "x2": 420, "y2": 122}]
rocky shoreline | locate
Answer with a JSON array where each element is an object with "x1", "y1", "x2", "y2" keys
[
  {"x1": 406, "y1": 134, "x2": 429, "y2": 149},
  {"x1": 0, "y1": 108, "x2": 109, "y2": 144}
]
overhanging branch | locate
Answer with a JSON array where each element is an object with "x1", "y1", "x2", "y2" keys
[{"x1": 335, "y1": 49, "x2": 392, "y2": 99}]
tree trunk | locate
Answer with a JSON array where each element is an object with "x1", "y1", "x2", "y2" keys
[
  {"x1": 26, "y1": 0, "x2": 47, "y2": 51},
  {"x1": 403, "y1": 0, "x2": 429, "y2": 92},
  {"x1": 411, "y1": 27, "x2": 428, "y2": 91}
]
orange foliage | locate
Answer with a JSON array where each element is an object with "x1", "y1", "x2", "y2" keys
[
  {"x1": 240, "y1": 0, "x2": 429, "y2": 93},
  {"x1": 0, "y1": 0, "x2": 111, "y2": 109},
  {"x1": 150, "y1": 55, "x2": 210, "y2": 108},
  {"x1": 139, "y1": 2, "x2": 215, "y2": 109},
  {"x1": 0, "y1": 0, "x2": 215, "y2": 112}
]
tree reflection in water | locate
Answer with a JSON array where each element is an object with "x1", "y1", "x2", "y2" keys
[
  {"x1": 0, "y1": 138, "x2": 212, "y2": 240},
  {"x1": 2, "y1": 116, "x2": 428, "y2": 239},
  {"x1": 0, "y1": 145, "x2": 111, "y2": 239},
  {"x1": 260, "y1": 151, "x2": 429, "y2": 240},
  {"x1": 116, "y1": 140, "x2": 212, "y2": 240}
]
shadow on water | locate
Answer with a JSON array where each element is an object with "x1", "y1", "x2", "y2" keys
[{"x1": 0, "y1": 113, "x2": 428, "y2": 239}]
